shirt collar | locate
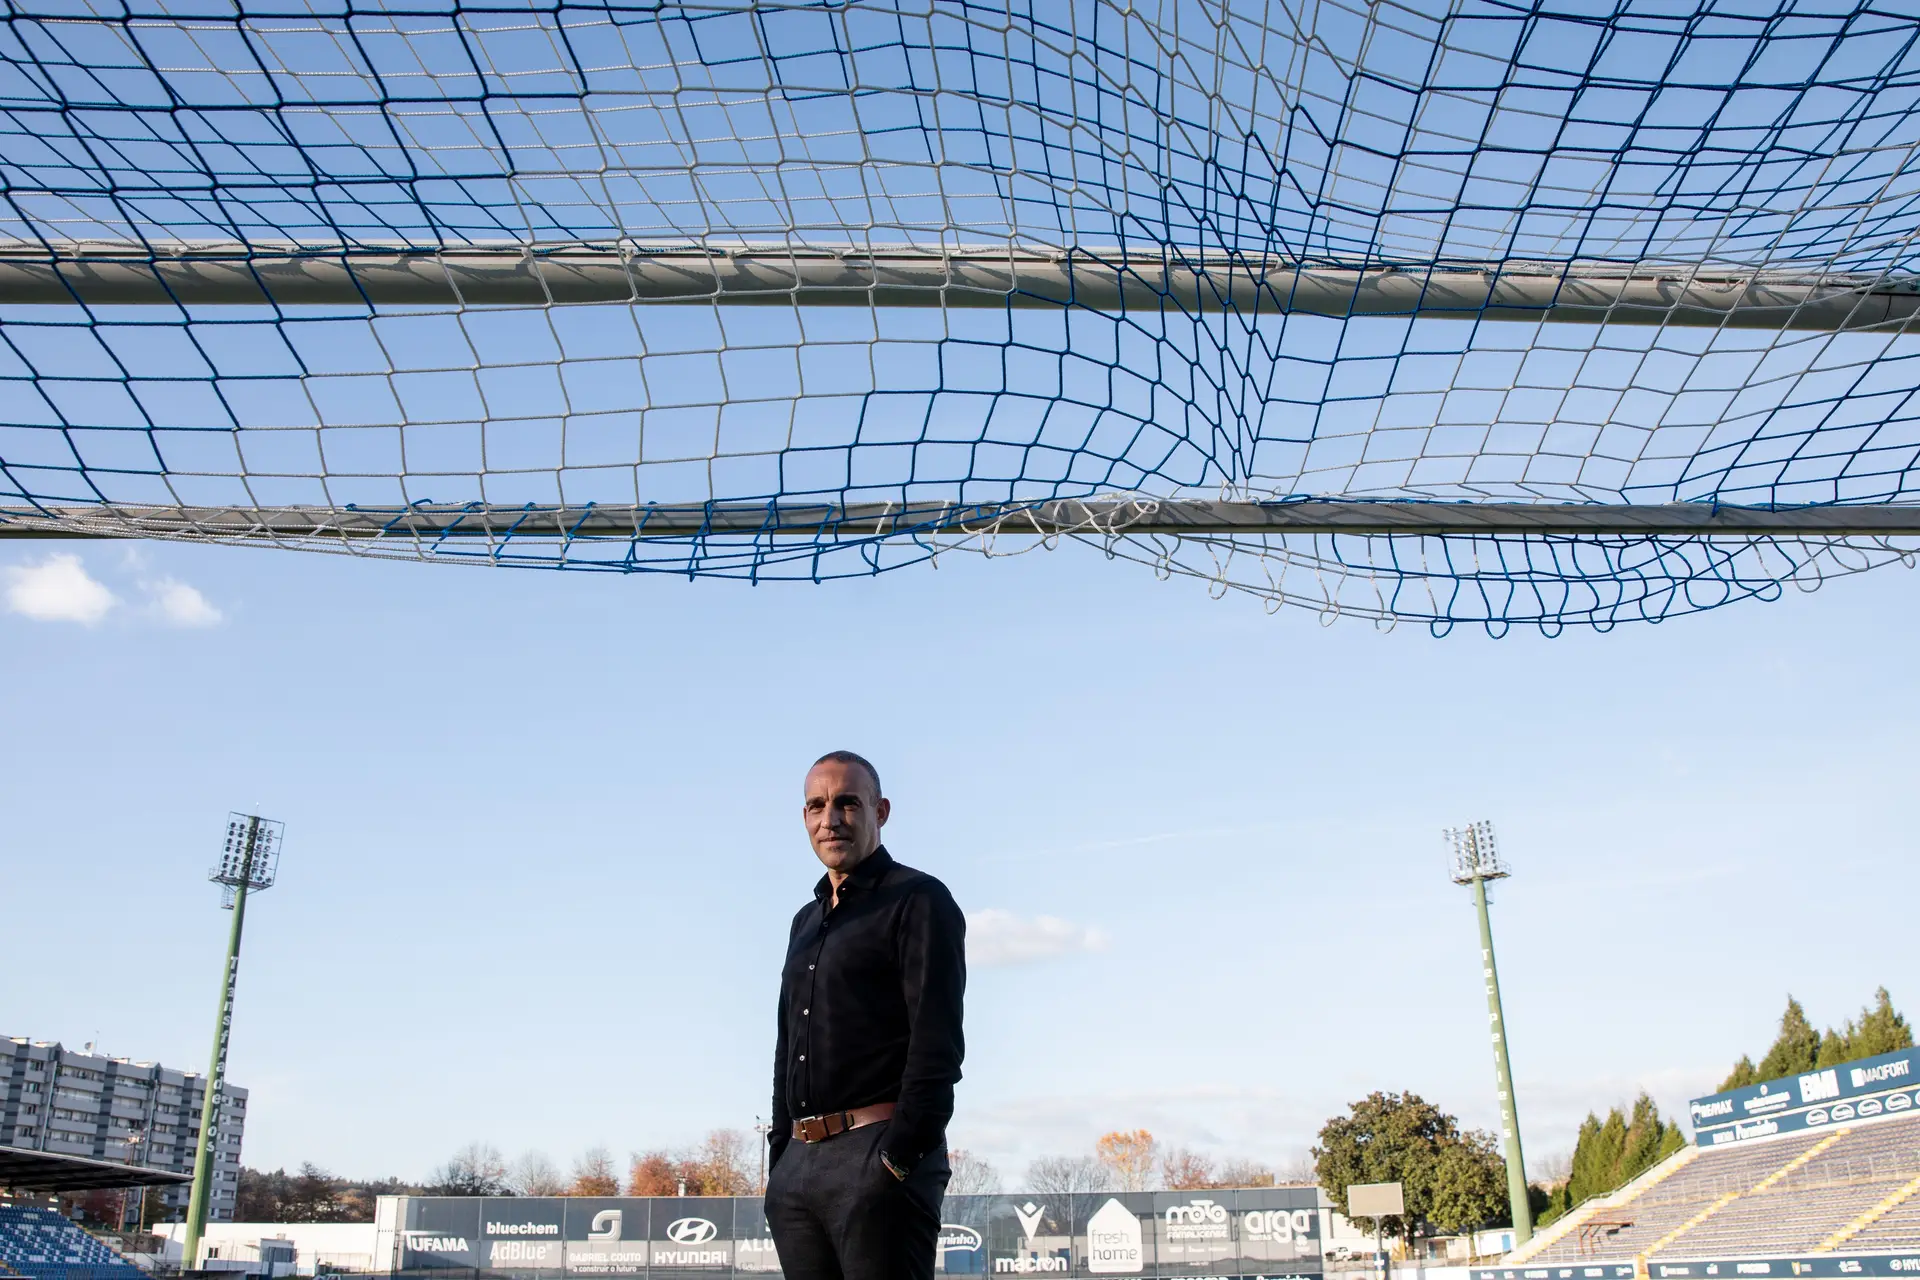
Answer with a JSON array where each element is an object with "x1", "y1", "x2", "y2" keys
[{"x1": 813, "y1": 845, "x2": 893, "y2": 902}]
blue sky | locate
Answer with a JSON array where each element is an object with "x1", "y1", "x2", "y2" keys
[{"x1": 4, "y1": 536, "x2": 1916, "y2": 1188}]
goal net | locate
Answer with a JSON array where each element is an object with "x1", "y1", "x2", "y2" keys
[{"x1": 3, "y1": 0, "x2": 1918, "y2": 631}]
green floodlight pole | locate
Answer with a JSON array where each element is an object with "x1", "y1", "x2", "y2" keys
[
  {"x1": 1447, "y1": 820, "x2": 1533, "y2": 1248},
  {"x1": 182, "y1": 813, "x2": 283, "y2": 1270}
]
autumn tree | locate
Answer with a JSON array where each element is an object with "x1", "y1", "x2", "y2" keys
[
  {"x1": 688, "y1": 1130, "x2": 756, "y2": 1195},
  {"x1": 1025, "y1": 1155, "x2": 1113, "y2": 1196},
  {"x1": 1095, "y1": 1130, "x2": 1158, "y2": 1191},
  {"x1": 570, "y1": 1147, "x2": 621, "y2": 1197},
  {"x1": 623, "y1": 1131, "x2": 756, "y2": 1197},
  {"x1": 627, "y1": 1153, "x2": 678, "y2": 1197},
  {"x1": 1160, "y1": 1148, "x2": 1217, "y2": 1190}
]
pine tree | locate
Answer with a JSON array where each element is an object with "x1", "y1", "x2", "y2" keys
[
  {"x1": 1537, "y1": 1095, "x2": 1688, "y2": 1228},
  {"x1": 1754, "y1": 997, "x2": 1822, "y2": 1081},
  {"x1": 1853, "y1": 988, "x2": 1914, "y2": 1058},
  {"x1": 1718, "y1": 1055, "x2": 1758, "y2": 1092}
]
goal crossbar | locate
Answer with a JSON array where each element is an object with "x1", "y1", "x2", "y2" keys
[
  {"x1": 6, "y1": 501, "x2": 1918, "y2": 540},
  {"x1": 5, "y1": 245, "x2": 1918, "y2": 330}
]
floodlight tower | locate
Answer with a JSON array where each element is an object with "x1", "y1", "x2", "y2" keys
[
  {"x1": 182, "y1": 813, "x2": 283, "y2": 1269},
  {"x1": 1448, "y1": 820, "x2": 1533, "y2": 1247}
]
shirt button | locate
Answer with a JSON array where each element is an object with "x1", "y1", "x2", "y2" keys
[
  {"x1": 803, "y1": 1009, "x2": 810, "y2": 1016},
  {"x1": 798, "y1": 1055, "x2": 805, "y2": 1061},
  {"x1": 809, "y1": 964, "x2": 816, "y2": 971}
]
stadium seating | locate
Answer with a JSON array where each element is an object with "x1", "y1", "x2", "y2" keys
[
  {"x1": 0, "y1": 1205, "x2": 145, "y2": 1280},
  {"x1": 1523, "y1": 1116, "x2": 1920, "y2": 1265},
  {"x1": 1524, "y1": 1129, "x2": 1833, "y2": 1264},
  {"x1": 1678, "y1": 1123, "x2": 1920, "y2": 1257}
]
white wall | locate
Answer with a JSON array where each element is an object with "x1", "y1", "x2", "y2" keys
[{"x1": 149, "y1": 1221, "x2": 380, "y2": 1274}]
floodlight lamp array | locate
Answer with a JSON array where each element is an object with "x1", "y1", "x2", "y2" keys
[
  {"x1": 210, "y1": 813, "x2": 283, "y2": 907},
  {"x1": 1447, "y1": 820, "x2": 1509, "y2": 885}
]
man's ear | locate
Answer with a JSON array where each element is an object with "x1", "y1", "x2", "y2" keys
[{"x1": 876, "y1": 797, "x2": 891, "y2": 827}]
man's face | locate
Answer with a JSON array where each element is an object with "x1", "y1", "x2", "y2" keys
[{"x1": 803, "y1": 760, "x2": 890, "y2": 875}]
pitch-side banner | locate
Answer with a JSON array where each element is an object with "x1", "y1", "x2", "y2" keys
[
  {"x1": 1476, "y1": 1255, "x2": 1920, "y2": 1280},
  {"x1": 395, "y1": 1188, "x2": 1323, "y2": 1278},
  {"x1": 1686, "y1": 1049, "x2": 1920, "y2": 1146}
]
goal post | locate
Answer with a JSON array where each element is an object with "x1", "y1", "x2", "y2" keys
[
  {"x1": 6, "y1": 500, "x2": 1920, "y2": 541},
  {"x1": 3, "y1": 0, "x2": 1919, "y2": 630},
  {"x1": 4, "y1": 245, "x2": 1917, "y2": 331}
]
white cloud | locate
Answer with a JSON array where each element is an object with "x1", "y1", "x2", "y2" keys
[
  {"x1": 2, "y1": 553, "x2": 116, "y2": 624},
  {"x1": 146, "y1": 577, "x2": 223, "y2": 628},
  {"x1": 968, "y1": 909, "x2": 1109, "y2": 967}
]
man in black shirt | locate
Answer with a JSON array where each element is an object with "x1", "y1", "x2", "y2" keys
[{"x1": 764, "y1": 750, "x2": 967, "y2": 1280}]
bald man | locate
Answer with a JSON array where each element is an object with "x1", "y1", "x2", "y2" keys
[{"x1": 763, "y1": 751, "x2": 967, "y2": 1280}]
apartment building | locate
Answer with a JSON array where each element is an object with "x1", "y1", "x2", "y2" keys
[{"x1": 0, "y1": 1037, "x2": 247, "y2": 1221}]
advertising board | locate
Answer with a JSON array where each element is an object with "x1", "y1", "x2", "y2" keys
[
  {"x1": 1475, "y1": 1256, "x2": 1920, "y2": 1280},
  {"x1": 396, "y1": 1189, "x2": 1322, "y2": 1279},
  {"x1": 1687, "y1": 1049, "x2": 1920, "y2": 1146}
]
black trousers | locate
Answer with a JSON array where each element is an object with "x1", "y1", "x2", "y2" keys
[{"x1": 765, "y1": 1124, "x2": 950, "y2": 1280}]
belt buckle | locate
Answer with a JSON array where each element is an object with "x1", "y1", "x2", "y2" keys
[{"x1": 797, "y1": 1116, "x2": 828, "y2": 1143}]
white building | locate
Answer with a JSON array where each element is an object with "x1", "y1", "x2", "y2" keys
[{"x1": 0, "y1": 1037, "x2": 247, "y2": 1222}]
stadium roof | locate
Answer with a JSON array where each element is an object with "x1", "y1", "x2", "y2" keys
[{"x1": 0, "y1": 1148, "x2": 190, "y2": 1194}]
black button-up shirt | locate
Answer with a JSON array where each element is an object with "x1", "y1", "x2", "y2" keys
[{"x1": 770, "y1": 847, "x2": 966, "y2": 1172}]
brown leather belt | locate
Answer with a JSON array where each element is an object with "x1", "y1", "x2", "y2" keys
[{"x1": 792, "y1": 1102, "x2": 895, "y2": 1143}]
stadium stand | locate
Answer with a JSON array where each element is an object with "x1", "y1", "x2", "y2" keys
[
  {"x1": 0, "y1": 1204, "x2": 145, "y2": 1280},
  {"x1": 1516, "y1": 1114, "x2": 1920, "y2": 1265},
  {"x1": 1842, "y1": 1180, "x2": 1920, "y2": 1251}
]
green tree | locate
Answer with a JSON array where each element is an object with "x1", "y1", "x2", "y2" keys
[
  {"x1": 1754, "y1": 997, "x2": 1822, "y2": 1081},
  {"x1": 1818, "y1": 988, "x2": 1914, "y2": 1067},
  {"x1": 1537, "y1": 1093, "x2": 1686, "y2": 1227},
  {"x1": 1721, "y1": 990, "x2": 1913, "y2": 1087},
  {"x1": 1717, "y1": 1056, "x2": 1759, "y2": 1092},
  {"x1": 1314, "y1": 1092, "x2": 1503, "y2": 1251},
  {"x1": 1427, "y1": 1134, "x2": 1507, "y2": 1234}
]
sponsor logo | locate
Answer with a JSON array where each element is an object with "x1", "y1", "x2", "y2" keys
[
  {"x1": 938, "y1": 1225, "x2": 983, "y2": 1263},
  {"x1": 994, "y1": 1258, "x2": 1067, "y2": 1274},
  {"x1": 1736, "y1": 1266, "x2": 1771, "y2": 1275},
  {"x1": 651, "y1": 1219, "x2": 723, "y2": 1267},
  {"x1": 1800, "y1": 1069, "x2": 1841, "y2": 1103},
  {"x1": 667, "y1": 1219, "x2": 717, "y2": 1246},
  {"x1": 1745, "y1": 1088, "x2": 1791, "y2": 1114},
  {"x1": 1733, "y1": 1119, "x2": 1779, "y2": 1140},
  {"x1": 487, "y1": 1222, "x2": 559, "y2": 1237},
  {"x1": 1891, "y1": 1094, "x2": 1914, "y2": 1112},
  {"x1": 1244, "y1": 1209, "x2": 1316, "y2": 1241},
  {"x1": 1807, "y1": 1110, "x2": 1830, "y2": 1126},
  {"x1": 652, "y1": 1248, "x2": 726, "y2": 1266},
  {"x1": 1691, "y1": 1100, "x2": 1734, "y2": 1120},
  {"x1": 1840, "y1": 1262, "x2": 1862, "y2": 1274},
  {"x1": 1087, "y1": 1199, "x2": 1144, "y2": 1275},
  {"x1": 1165, "y1": 1198, "x2": 1230, "y2": 1244},
  {"x1": 589, "y1": 1211, "x2": 622, "y2": 1242},
  {"x1": 1853, "y1": 1060, "x2": 1914, "y2": 1088},
  {"x1": 1859, "y1": 1099, "x2": 1884, "y2": 1116},
  {"x1": 1832, "y1": 1104, "x2": 1856, "y2": 1121},
  {"x1": 1888, "y1": 1259, "x2": 1920, "y2": 1272},
  {"x1": 1015, "y1": 1203, "x2": 1048, "y2": 1242},
  {"x1": 488, "y1": 1241, "x2": 558, "y2": 1264},
  {"x1": 404, "y1": 1234, "x2": 469, "y2": 1254}
]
